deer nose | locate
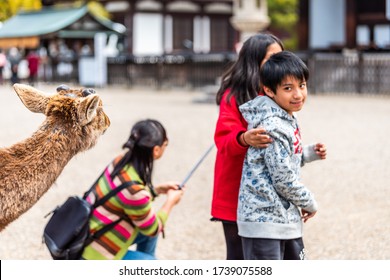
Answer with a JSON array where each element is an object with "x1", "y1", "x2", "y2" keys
[{"x1": 82, "y1": 88, "x2": 96, "y2": 96}]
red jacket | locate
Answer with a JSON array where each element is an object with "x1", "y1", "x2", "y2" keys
[
  {"x1": 212, "y1": 89, "x2": 248, "y2": 222},
  {"x1": 27, "y1": 53, "x2": 39, "y2": 75}
]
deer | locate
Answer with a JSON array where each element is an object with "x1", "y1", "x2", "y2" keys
[{"x1": 0, "y1": 84, "x2": 110, "y2": 232}]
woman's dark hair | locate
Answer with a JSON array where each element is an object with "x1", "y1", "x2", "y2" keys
[
  {"x1": 111, "y1": 119, "x2": 167, "y2": 189},
  {"x1": 216, "y1": 33, "x2": 284, "y2": 106},
  {"x1": 260, "y1": 51, "x2": 309, "y2": 94}
]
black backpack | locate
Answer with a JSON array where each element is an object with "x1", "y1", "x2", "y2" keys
[{"x1": 43, "y1": 179, "x2": 140, "y2": 260}]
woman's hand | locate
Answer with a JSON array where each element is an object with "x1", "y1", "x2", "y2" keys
[{"x1": 241, "y1": 127, "x2": 272, "y2": 148}]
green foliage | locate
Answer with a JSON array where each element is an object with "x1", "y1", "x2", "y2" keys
[
  {"x1": 54, "y1": 1, "x2": 111, "y2": 19},
  {"x1": 9, "y1": 0, "x2": 41, "y2": 14},
  {"x1": 0, "y1": 0, "x2": 12, "y2": 22},
  {"x1": 0, "y1": 0, "x2": 111, "y2": 22},
  {"x1": 267, "y1": 0, "x2": 298, "y2": 50},
  {"x1": 282, "y1": 34, "x2": 298, "y2": 50},
  {"x1": 87, "y1": 1, "x2": 111, "y2": 20},
  {"x1": 0, "y1": 0, "x2": 41, "y2": 22}
]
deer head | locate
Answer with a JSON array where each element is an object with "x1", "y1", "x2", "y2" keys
[{"x1": 13, "y1": 83, "x2": 110, "y2": 152}]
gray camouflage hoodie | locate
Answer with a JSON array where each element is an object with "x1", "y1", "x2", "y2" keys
[{"x1": 237, "y1": 96, "x2": 319, "y2": 240}]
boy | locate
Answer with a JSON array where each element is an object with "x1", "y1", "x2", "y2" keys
[{"x1": 237, "y1": 51, "x2": 327, "y2": 260}]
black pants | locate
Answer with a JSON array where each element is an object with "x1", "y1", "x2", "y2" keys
[
  {"x1": 241, "y1": 237, "x2": 306, "y2": 260},
  {"x1": 221, "y1": 221, "x2": 244, "y2": 260}
]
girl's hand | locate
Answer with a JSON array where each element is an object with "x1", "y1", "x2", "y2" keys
[
  {"x1": 155, "y1": 182, "x2": 181, "y2": 195},
  {"x1": 166, "y1": 188, "x2": 184, "y2": 205},
  {"x1": 160, "y1": 187, "x2": 185, "y2": 215},
  {"x1": 314, "y1": 143, "x2": 327, "y2": 159},
  {"x1": 242, "y1": 127, "x2": 272, "y2": 148}
]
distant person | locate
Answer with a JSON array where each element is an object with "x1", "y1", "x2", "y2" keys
[
  {"x1": 38, "y1": 46, "x2": 50, "y2": 82},
  {"x1": 0, "y1": 49, "x2": 7, "y2": 85},
  {"x1": 27, "y1": 49, "x2": 40, "y2": 86},
  {"x1": 8, "y1": 47, "x2": 21, "y2": 85},
  {"x1": 82, "y1": 119, "x2": 185, "y2": 260},
  {"x1": 80, "y1": 43, "x2": 92, "y2": 56},
  {"x1": 238, "y1": 51, "x2": 327, "y2": 260},
  {"x1": 211, "y1": 33, "x2": 283, "y2": 260}
]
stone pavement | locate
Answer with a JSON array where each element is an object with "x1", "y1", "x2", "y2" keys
[{"x1": 0, "y1": 83, "x2": 389, "y2": 259}]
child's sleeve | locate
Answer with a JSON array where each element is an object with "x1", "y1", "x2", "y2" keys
[
  {"x1": 214, "y1": 95, "x2": 248, "y2": 156},
  {"x1": 301, "y1": 144, "x2": 322, "y2": 166},
  {"x1": 123, "y1": 188, "x2": 164, "y2": 237},
  {"x1": 264, "y1": 127, "x2": 318, "y2": 213}
]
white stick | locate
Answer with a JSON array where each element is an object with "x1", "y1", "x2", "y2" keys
[{"x1": 179, "y1": 144, "x2": 215, "y2": 189}]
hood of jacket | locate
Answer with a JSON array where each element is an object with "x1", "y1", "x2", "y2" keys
[{"x1": 239, "y1": 95, "x2": 295, "y2": 130}]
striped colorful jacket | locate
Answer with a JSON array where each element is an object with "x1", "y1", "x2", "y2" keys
[{"x1": 81, "y1": 156, "x2": 167, "y2": 260}]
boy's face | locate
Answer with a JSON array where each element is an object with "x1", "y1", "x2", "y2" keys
[{"x1": 263, "y1": 75, "x2": 307, "y2": 115}]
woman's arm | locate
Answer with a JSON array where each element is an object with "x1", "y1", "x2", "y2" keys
[
  {"x1": 215, "y1": 94, "x2": 271, "y2": 155},
  {"x1": 215, "y1": 94, "x2": 248, "y2": 156}
]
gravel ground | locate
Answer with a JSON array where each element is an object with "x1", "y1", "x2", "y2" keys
[{"x1": 0, "y1": 83, "x2": 389, "y2": 260}]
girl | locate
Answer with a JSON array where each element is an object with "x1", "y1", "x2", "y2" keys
[
  {"x1": 212, "y1": 33, "x2": 284, "y2": 259},
  {"x1": 82, "y1": 119, "x2": 184, "y2": 260}
]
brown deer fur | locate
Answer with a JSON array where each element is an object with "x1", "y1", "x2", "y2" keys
[{"x1": 0, "y1": 84, "x2": 110, "y2": 232}]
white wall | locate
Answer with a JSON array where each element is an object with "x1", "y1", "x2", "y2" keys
[
  {"x1": 374, "y1": 25, "x2": 390, "y2": 47},
  {"x1": 310, "y1": 0, "x2": 390, "y2": 49},
  {"x1": 357, "y1": 25, "x2": 370, "y2": 46},
  {"x1": 133, "y1": 13, "x2": 212, "y2": 55},
  {"x1": 133, "y1": 13, "x2": 163, "y2": 56},
  {"x1": 193, "y1": 16, "x2": 210, "y2": 53},
  {"x1": 357, "y1": 24, "x2": 390, "y2": 47},
  {"x1": 309, "y1": 0, "x2": 345, "y2": 48}
]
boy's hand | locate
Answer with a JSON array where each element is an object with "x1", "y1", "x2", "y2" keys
[
  {"x1": 301, "y1": 209, "x2": 317, "y2": 223},
  {"x1": 314, "y1": 143, "x2": 327, "y2": 159}
]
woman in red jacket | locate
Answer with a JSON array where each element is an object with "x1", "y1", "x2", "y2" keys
[{"x1": 212, "y1": 33, "x2": 284, "y2": 259}]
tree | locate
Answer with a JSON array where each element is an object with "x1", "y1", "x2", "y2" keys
[
  {"x1": 0, "y1": 0, "x2": 41, "y2": 22},
  {"x1": 0, "y1": 0, "x2": 109, "y2": 23},
  {"x1": 268, "y1": 0, "x2": 299, "y2": 50},
  {"x1": 0, "y1": 0, "x2": 12, "y2": 22}
]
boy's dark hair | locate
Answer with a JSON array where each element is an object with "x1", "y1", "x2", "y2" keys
[{"x1": 260, "y1": 51, "x2": 309, "y2": 94}]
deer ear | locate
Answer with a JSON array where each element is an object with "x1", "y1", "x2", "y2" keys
[
  {"x1": 13, "y1": 83, "x2": 49, "y2": 113},
  {"x1": 78, "y1": 95, "x2": 100, "y2": 125}
]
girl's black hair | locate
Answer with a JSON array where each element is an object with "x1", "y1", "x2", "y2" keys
[
  {"x1": 216, "y1": 33, "x2": 284, "y2": 106},
  {"x1": 260, "y1": 51, "x2": 309, "y2": 94},
  {"x1": 111, "y1": 119, "x2": 167, "y2": 189}
]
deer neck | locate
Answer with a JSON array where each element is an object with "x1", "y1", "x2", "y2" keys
[
  {"x1": 0, "y1": 120, "x2": 83, "y2": 230},
  {"x1": 8, "y1": 121, "x2": 80, "y2": 187}
]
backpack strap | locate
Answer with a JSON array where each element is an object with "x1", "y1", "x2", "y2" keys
[
  {"x1": 82, "y1": 170, "x2": 104, "y2": 200},
  {"x1": 82, "y1": 166, "x2": 141, "y2": 205},
  {"x1": 92, "y1": 180, "x2": 141, "y2": 208},
  {"x1": 84, "y1": 180, "x2": 141, "y2": 246}
]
